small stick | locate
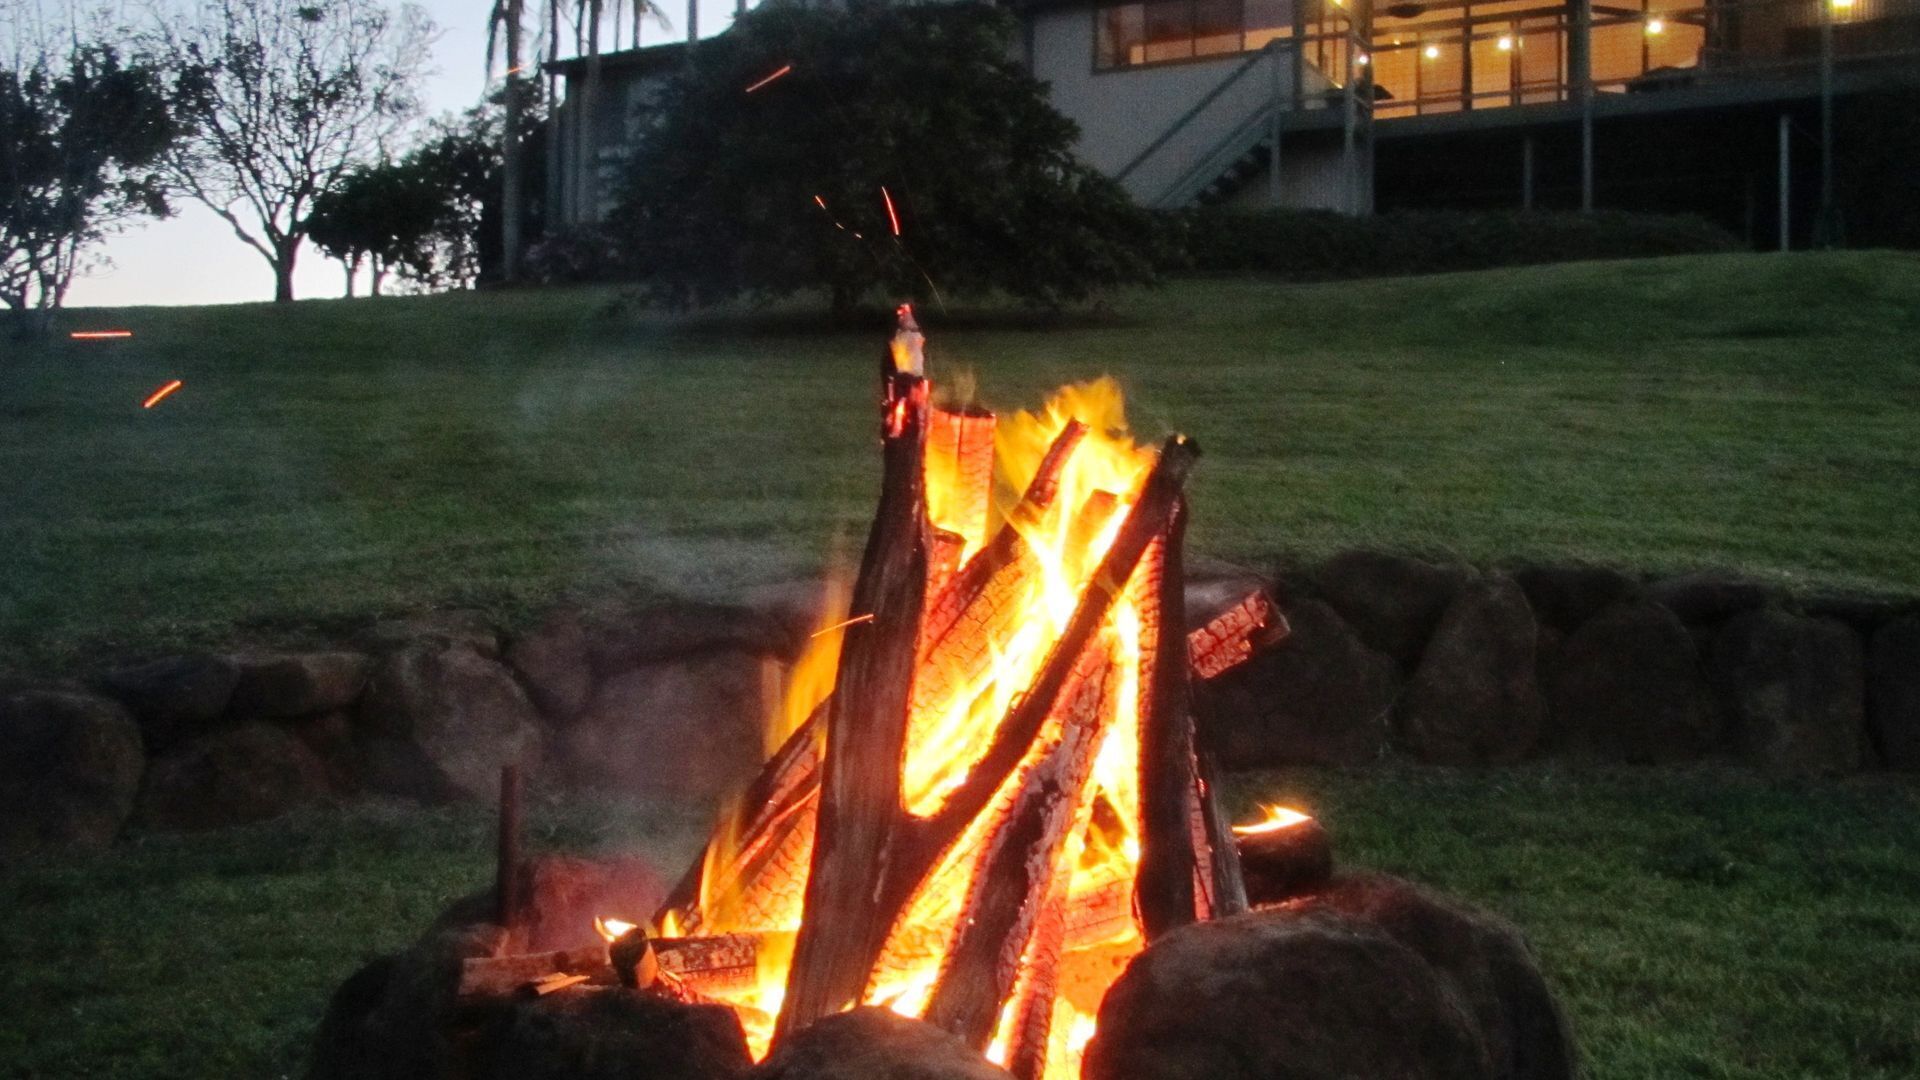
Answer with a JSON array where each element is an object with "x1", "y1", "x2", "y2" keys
[{"x1": 496, "y1": 764, "x2": 525, "y2": 929}]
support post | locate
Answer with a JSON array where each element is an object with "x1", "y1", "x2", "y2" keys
[
  {"x1": 1816, "y1": 0, "x2": 1837, "y2": 247},
  {"x1": 1570, "y1": 0, "x2": 1594, "y2": 211},
  {"x1": 688, "y1": 0, "x2": 698, "y2": 42},
  {"x1": 495, "y1": 764, "x2": 525, "y2": 928},
  {"x1": 1778, "y1": 111, "x2": 1792, "y2": 252},
  {"x1": 1268, "y1": 45, "x2": 1283, "y2": 206},
  {"x1": 1342, "y1": 31, "x2": 1359, "y2": 214},
  {"x1": 1522, "y1": 134, "x2": 1536, "y2": 210}
]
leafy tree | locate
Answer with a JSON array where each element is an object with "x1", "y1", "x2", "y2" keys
[
  {"x1": 611, "y1": 1, "x2": 1156, "y2": 313},
  {"x1": 0, "y1": 40, "x2": 178, "y2": 338},
  {"x1": 152, "y1": 0, "x2": 433, "y2": 301},
  {"x1": 305, "y1": 158, "x2": 439, "y2": 295}
]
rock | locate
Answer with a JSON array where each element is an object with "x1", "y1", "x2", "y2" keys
[
  {"x1": 486, "y1": 989, "x2": 753, "y2": 1080},
  {"x1": 359, "y1": 643, "x2": 544, "y2": 801},
  {"x1": 1802, "y1": 593, "x2": 1917, "y2": 637},
  {"x1": 1869, "y1": 615, "x2": 1920, "y2": 770},
  {"x1": 1314, "y1": 549, "x2": 1469, "y2": 669},
  {"x1": 1398, "y1": 574, "x2": 1543, "y2": 765},
  {"x1": 1512, "y1": 564, "x2": 1639, "y2": 634},
  {"x1": 506, "y1": 610, "x2": 594, "y2": 722},
  {"x1": 583, "y1": 600, "x2": 804, "y2": 676},
  {"x1": 1201, "y1": 600, "x2": 1400, "y2": 769},
  {"x1": 751, "y1": 1008, "x2": 1012, "y2": 1080},
  {"x1": 308, "y1": 922, "x2": 515, "y2": 1080},
  {"x1": 229, "y1": 651, "x2": 372, "y2": 719},
  {"x1": 1647, "y1": 572, "x2": 1772, "y2": 624},
  {"x1": 1710, "y1": 608, "x2": 1867, "y2": 775},
  {"x1": 429, "y1": 854, "x2": 671, "y2": 955},
  {"x1": 292, "y1": 710, "x2": 361, "y2": 792},
  {"x1": 0, "y1": 690, "x2": 145, "y2": 859},
  {"x1": 560, "y1": 650, "x2": 778, "y2": 800},
  {"x1": 1286, "y1": 875, "x2": 1578, "y2": 1080},
  {"x1": 1543, "y1": 600, "x2": 1717, "y2": 762},
  {"x1": 95, "y1": 653, "x2": 241, "y2": 750},
  {"x1": 136, "y1": 723, "x2": 331, "y2": 831},
  {"x1": 369, "y1": 609, "x2": 502, "y2": 657},
  {"x1": 1084, "y1": 908, "x2": 1492, "y2": 1080},
  {"x1": 1183, "y1": 563, "x2": 1273, "y2": 630}
]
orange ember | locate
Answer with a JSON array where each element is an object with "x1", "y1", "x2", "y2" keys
[
  {"x1": 744, "y1": 64, "x2": 792, "y2": 93},
  {"x1": 142, "y1": 379, "x2": 183, "y2": 408},
  {"x1": 1231, "y1": 805, "x2": 1312, "y2": 836},
  {"x1": 71, "y1": 329, "x2": 133, "y2": 339}
]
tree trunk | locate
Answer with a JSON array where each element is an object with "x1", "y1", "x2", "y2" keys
[
  {"x1": 501, "y1": 4, "x2": 525, "y2": 282},
  {"x1": 274, "y1": 241, "x2": 298, "y2": 303},
  {"x1": 343, "y1": 255, "x2": 359, "y2": 298},
  {"x1": 371, "y1": 257, "x2": 387, "y2": 297}
]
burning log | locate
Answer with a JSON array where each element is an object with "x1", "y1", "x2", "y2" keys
[
  {"x1": 775, "y1": 326, "x2": 933, "y2": 1040},
  {"x1": 1196, "y1": 751, "x2": 1251, "y2": 917},
  {"x1": 1136, "y1": 503, "x2": 1199, "y2": 941},
  {"x1": 458, "y1": 946, "x2": 608, "y2": 1000},
  {"x1": 1233, "y1": 807, "x2": 1333, "y2": 905},
  {"x1": 1187, "y1": 591, "x2": 1287, "y2": 680}
]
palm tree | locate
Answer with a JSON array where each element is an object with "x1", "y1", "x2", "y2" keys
[{"x1": 486, "y1": 0, "x2": 527, "y2": 281}]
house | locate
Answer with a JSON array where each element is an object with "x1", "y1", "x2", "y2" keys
[{"x1": 544, "y1": 0, "x2": 1920, "y2": 246}]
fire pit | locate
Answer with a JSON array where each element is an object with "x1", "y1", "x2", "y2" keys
[{"x1": 311, "y1": 311, "x2": 1575, "y2": 1080}]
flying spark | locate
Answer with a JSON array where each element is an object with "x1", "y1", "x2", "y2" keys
[
  {"x1": 142, "y1": 379, "x2": 183, "y2": 408},
  {"x1": 744, "y1": 64, "x2": 792, "y2": 94},
  {"x1": 881, "y1": 186, "x2": 901, "y2": 237},
  {"x1": 811, "y1": 612, "x2": 876, "y2": 637},
  {"x1": 71, "y1": 330, "x2": 133, "y2": 340}
]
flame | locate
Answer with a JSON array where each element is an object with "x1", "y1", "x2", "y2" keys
[
  {"x1": 594, "y1": 916, "x2": 637, "y2": 942},
  {"x1": 1232, "y1": 805, "x2": 1312, "y2": 836},
  {"x1": 646, "y1": 376, "x2": 1164, "y2": 1077}
]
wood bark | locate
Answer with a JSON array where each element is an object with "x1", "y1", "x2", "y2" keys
[
  {"x1": 1136, "y1": 501, "x2": 1200, "y2": 941},
  {"x1": 774, "y1": 362, "x2": 931, "y2": 1041},
  {"x1": 496, "y1": 764, "x2": 525, "y2": 929}
]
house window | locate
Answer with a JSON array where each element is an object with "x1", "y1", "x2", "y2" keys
[{"x1": 1096, "y1": 0, "x2": 1312, "y2": 70}]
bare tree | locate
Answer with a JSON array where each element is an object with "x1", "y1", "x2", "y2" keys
[{"x1": 153, "y1": 0, "x2": 433, "y2": 301}]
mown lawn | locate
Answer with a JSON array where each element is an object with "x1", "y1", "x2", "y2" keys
[
  {"x1": 4, "y1": 251, "x2": 1919, "y2": 675},
  {"x1": 0, "y1": 767, "x2": 1914, "y2": 1079}
]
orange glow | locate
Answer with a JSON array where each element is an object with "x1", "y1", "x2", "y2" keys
[
  {"x1": 71, "y1": 330, "x2": 133, "y2": 339},
  {"x1": 594, "y1": 916, "x2": 637, "y2": 942},
  {"x1": 647, "y1": 373, "x2": 1168, "y2": 1077},
  {"x1": 744, "y1": 64, "x2": 792, "y2": 94},
  {"x1": 882, "y1": 186, "x2": 901, "y2": 237},
  {"x1": 1231, "y1": 804, "x2": 1312, "y2": 836},
  {"x1": 141, "y1": 379, "x2": 183, "y2": 408}
]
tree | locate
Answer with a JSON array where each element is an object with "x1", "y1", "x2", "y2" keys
[
  {"x1": 485, "y1": 0, "x2": 527, "y2": 279},
  {"x1": 305, "y1": 158, "x2": 437, "y2": 295},
  {"x1": 611, "y1": 1, "x2": 1156, "y2": 313},
  {"x1": 153, "y1": 0, "x2": 433, "y2": 301},
  {"x1": 1, "y1": 37, "x2": 178, "y2": 339}
]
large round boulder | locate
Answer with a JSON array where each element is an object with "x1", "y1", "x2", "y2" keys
[
  {"x1": 484, "y1": 990, "x2": 753, "y2": 1080},
  {"x1": 1398, "y1": 574, "x2": 1543, "y2": 764},
  {"x1": 1512, "y1": 564, "x2": 1638, "y2": 635},
  {"x1": 1314, "y1": 550, "x2": 1469, "y2": 669},
  {"x1": 1869, "y1": 614, "x2": 1920, "y2": 770},
  {"x1": 359, "y1": 642, "x2": 544, "y2": 801},
  {"x1": 750, "y1": 1007, "x2": 1013, "y2": 1080},
  {"x1": 136, "y1": 722, "x2": 331, "y2": 831},
  {"x1": 1542, "y1": 600, "x2": 1717, "y2": 762},
  {"x1": 1709, "y1": 607, "x2": 1867, "y2": 775},
  {"x1": 230, "y1": 651, "x2": 372, "y2": 719},
  {"x1": 0, "y1": 689, "x2": 146, "y2": 859},
  {"x1": 1201, "y1": 599, "x2": 1399, "y2": 769},
  {"x1": 1084, "y1": 909, "x2": 1493, "y2": 1080},
  {"x1": 559, "y1": 650, "x2": 778, "y2": 800},
  {"x1": 96, "y1": 653, "x2": 241, "y2": 751},
  {"x1": 506, "y1": 609, "x2": 595, "y2": 722}
]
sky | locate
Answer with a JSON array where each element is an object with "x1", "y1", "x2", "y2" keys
[{"x1": 66, "y1": 0, "x2": 748, "y2": 309}]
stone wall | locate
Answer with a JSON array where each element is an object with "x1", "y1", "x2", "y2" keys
[{"x1": 3, "y1": 554, "x2": 1915, "y2": 862}]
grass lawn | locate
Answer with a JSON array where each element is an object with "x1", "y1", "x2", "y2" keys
[
  {"x1": 4, "y1": 251, "x2": 1920, "y2": 674},
  {"x1": 0, "y1": 767, "x2": 1914, "y2": 1079}
]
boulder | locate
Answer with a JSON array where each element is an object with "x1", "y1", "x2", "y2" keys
[
  {"x1": 0, "y1": 689, "x2": 145, "y2": 859},
  {"x1": 359, "y1": 643, "x2": 544, "y2": 801},
  {"x1": 1710, "y1": 608, "x2": 1867, "y2": 775},
  {"x1": 1285, "y1": 875, "x2": 1579, "y2": 1080},
  {"x1": 506, "y1": 610, "x2": 595, "y2": 722},
  {"x1": 583, "y1": 600, "x2": 804, "y2": 676},
  {"x1": 292, "y1": 710, "x2": 361, "y2": 792},
  {"x1": 560, "y1": 650, "x2": 778, "y2": 800},
  {"x1": 230, "y1": 651, "x2": 372, "y2": 719},
  {"x1": 1646, "y1": 572, "x2": 1772, "y2": 624},
  {"x1": 750, "y1": 1008, "x2": 1013, "y2": 1080},
  {"x1": 1542, "y1": 600, "x2": 1717, "y2": 762},
  {"x1": 1398, "y1": 574, "x2": 1543, "y2": 765},
  {"x1": 369, "y1": 609, "x2": 502, "y2": 657},
  {"x1": 1314, "y1": 549, "x2": 1468, "y2": 669},
  {"x1": 1084, "y1": 908, "x2": 1492, "y2": 1080},
  {"x1": 485, "y1": 990, "x2": 753, "y2": 1080},
  {"x1": 429, "y1": 854, "x2": 671, "y2": 955},
  {"x1": 136, "y1": 723, "x2": 331, "y2": 831},
  {"x1": 95, "y1": 653, "x2": 241, "y2": 750},
  {"x1": 1869, "y1": 615, "x2": 1920, "y2": 770},
  {"x1": 1512, "y1": 564, "x2": 1639, "y2": 634},
  {"x1": 1201, "y1": 600, "x2": 1399, "y2": 769}
]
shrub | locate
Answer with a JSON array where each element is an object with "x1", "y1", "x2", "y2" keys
[{"x1": 1164, "y1": 208, "x2": 1741, "y2": 279}]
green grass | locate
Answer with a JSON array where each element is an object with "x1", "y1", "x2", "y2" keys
[
  {"x1": 0, "y1": 768, "x2": 1913, "y2": 1079},
  {"x1": 5, "y1": 252, "x2": 1920, "y2": 673}
]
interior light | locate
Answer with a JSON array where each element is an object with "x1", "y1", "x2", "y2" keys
[
  {"x1": 1831, "y1": 0, "x2": 1853, "y2": 8},
  {"x1": 1646, "y1": 17, "x2": 1665, "y2": 33},
  {"x1": 1497, "y1": 35, "x2": 1513, "y2": 50},
  {"x1": 1424, "y1": 43, "x2": 1440, "y2": 58},
  {"x1": 1356, "y1": 52, "x2": 1370, "y2": 65}
]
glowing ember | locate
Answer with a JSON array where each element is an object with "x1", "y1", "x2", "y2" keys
[
  {"x1": 1231, "y1": 805, "x2": 1312, "y2": 836},
  {"x1": 744, "y1": 64, "x2": 793, "y2": 94},
  {"x1": 594, "y1": 916, "x2": 637, "y2": 942},
  {"x1": 142, "y1": 379, "x2": 183, "y2": 408},
  {"x1": 809, "y1": 612, "x2": 875, "y2": 638},
  {"x1": 882, "y1": 186, "x2": 901, "y2": 237},
  {"x1": 71, "y1": 330, "x2": 133, "y2": 339}
]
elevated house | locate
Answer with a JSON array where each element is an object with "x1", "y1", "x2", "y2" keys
[{"x1": 545, "y1": 0, "x2": 1920, "y2": 246}]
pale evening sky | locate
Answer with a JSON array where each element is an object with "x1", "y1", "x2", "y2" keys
[{"x1": 66, "y1": 0, "x2": 746, "y2": 309}]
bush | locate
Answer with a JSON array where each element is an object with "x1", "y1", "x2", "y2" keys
[{"x1": 1163, "y1": 208, "x2": 1741, "y2": 279}]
